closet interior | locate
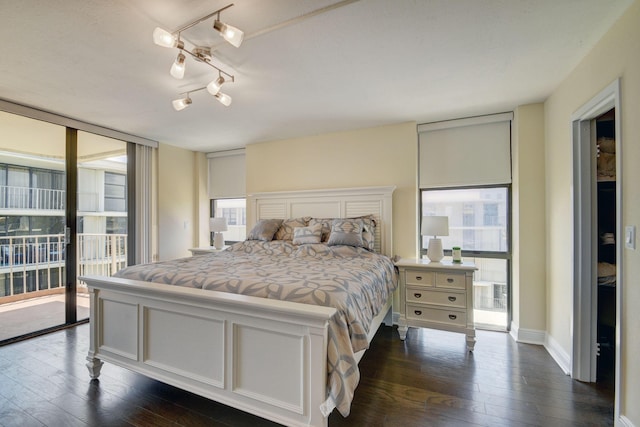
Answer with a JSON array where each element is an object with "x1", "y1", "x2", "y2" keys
[{"x1": 595, "y1": 108, "x2": 616, "y2": 385}]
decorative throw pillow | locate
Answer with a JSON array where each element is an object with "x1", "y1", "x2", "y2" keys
[
  {"x1": 308, "y1": 218, "x2": 333, "y2": 242},
  {"x1": 292, "y1": 223, "x2": 322, "y2": 245},
  {"x1": 274, "y1": 217, "x2": 310, "y2": 241},
  {"x1": 357, "y1": 215, "x2": 377, "y2": 251},
  {"x1": 327, "y1": 218, "x2": 365, "y2": 248},
  {"x1": 246, "y1": 219, "x2": 283, "y2": 241}
]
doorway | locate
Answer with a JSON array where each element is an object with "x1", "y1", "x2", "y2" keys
[{"x1": 571, "y1": 79, "x2": 621, "y2": 417}]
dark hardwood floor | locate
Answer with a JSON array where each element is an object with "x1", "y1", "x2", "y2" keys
[{"x1": 0, "y1": 324, "x2": 614, "y2": 426}]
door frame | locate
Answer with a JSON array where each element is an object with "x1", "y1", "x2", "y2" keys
[{"x1": 571, "y1": 78, "x2": 622, "y2": 417}]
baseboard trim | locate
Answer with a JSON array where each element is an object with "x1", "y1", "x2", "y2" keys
[
  {"x1": 509, "y1": 321, "x2": 545, "y2": 345},
  {"x1": 544, "y1": 333, "x2": 571, "y2": 375}
]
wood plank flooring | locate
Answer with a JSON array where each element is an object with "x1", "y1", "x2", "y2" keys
[{"x1": 0, "y1": 324, "x2": 614, "y2": 426}]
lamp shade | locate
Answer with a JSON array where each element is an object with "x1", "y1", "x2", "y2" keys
[
  {"x1": 421, "y1": 216, "x2": 449, "y2": 237},
  {"x1": 209, "y1": 217, "x2": 228, "y2": 232},
  {"x1": 214, "y1": 20, "x2": 244, "y2": 48}
]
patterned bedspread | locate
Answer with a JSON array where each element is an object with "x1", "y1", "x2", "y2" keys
[{"x1": 113, "y1": 240, "x2": 397, "y2": 417}]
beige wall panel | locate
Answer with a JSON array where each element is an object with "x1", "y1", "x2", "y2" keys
[
  {"x1": 246, "y1": 122, "x2": 418, "y2": 259},
  {"x1": 544, "y1": 2, "x2": 639, "y2": 423},
  {"x1": 158, "y1": 143, "x2": 197, "y2": 261},
  {"x1": 512, "y1": 104, "x2": 546, "y2": 333}
]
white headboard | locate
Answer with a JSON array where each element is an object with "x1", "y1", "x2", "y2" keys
[{"x1": 247, "y1": 186, "x2": 395, "y2": 257}]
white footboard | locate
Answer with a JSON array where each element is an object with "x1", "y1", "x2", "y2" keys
[{"x1": 82, "y1": 275, "x2": 336, "y2": 427}]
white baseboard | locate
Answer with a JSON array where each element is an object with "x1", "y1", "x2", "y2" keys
[
  {"x1": 544, "y1": 333, "x2": 571, "y2": 375},
  {"x1": 509, "y1": 321, "x2": 545, "y2": 345},
  {"x1": 619, "y1": 415, "x2": 636, "y2": 427}
]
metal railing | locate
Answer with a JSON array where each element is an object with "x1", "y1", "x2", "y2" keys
[
  {"x1": 0, "y1": 233, "x2": 127, "y2": 299},
  {"x1": 0, "y1": 185, "x2": 65, "y2": 210}
]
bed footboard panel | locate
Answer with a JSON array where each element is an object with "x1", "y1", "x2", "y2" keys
[{"x1": 84, "y1": 276, "x2": 336, "y2": 427}]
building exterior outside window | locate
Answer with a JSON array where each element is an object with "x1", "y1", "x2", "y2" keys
[{"x1": 421, "y1": 186, "x2": 510, "y2": 330}]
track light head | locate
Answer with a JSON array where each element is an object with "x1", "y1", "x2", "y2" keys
[
  {"x1": 170, "y1": 52, "x2": 186, "y2": 79},
  {"x1": 206, "y1": 75, "x2": 226, "y2": 96},
  {"x1": 215, "y1": 92, "x2": 232, "y2": 107},
  {"x1": 153, "y1": 27, "x2": 184, "y2": 49},
  {"x1": 172, "y1": 95, "x2": 192, "y2": 111},
  {"x1": 213, "y1": 20, "x2": 244, "y2": 48}
]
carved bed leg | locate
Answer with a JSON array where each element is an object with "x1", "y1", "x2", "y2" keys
[{"x1": 86, "y1": 354, "x2": 104, "y2": 379}]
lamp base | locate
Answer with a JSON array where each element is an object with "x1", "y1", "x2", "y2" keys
[
  {"x1": 427, "y1": 238, "x2": 444, "y2": 262},
  {"x1": 213, "y1": 232, "x2": 225, "y2": 250}
]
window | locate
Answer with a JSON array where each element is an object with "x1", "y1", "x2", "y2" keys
[
  {"x1": 422, "y1": 187, "x2": 508, "y2": 253},
  {"x1": 483, "y1": 203, "x2": 499, "y2": 226},
  {"x1": 104, "y1": 172, "x2": 126, "y2": 212},
  {"x1": 421, "y1": 186, "x2": 510, "y2": 330},
  {"x1": 212, "y1": 198, "x2": 246, "y2": 242}
]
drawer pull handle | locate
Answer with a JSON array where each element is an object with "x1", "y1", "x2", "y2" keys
[
  {"x1": 448, "y1": 296, "x2": 457, "y2": 302},
  {"x1": 449, "y1": 314, "x2": 457, "y2": 320},
  {"x1": 447, "y1": 278, "x2": 454, "y2": 283},
  {"x1": 416, "y1": 276, "x2": 422, "y2": 281},
  {"x1": 414, "y1": 293, "x2": 422, "y2": 298},
  {"x1": 414, "y1": 310, "x2": 422, "y2": 316}
]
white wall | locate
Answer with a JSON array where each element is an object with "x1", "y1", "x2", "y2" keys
[{"x1": 544, "y1": 1, "x2": 640, "y2": 423}]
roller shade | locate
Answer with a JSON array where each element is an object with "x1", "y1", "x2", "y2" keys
[
  {"x1": 207, "y1": 149, "x2": 245, "y2": 199},
  {"x1": 418, "y1": 113, "x2": 512, "y2": 188}
]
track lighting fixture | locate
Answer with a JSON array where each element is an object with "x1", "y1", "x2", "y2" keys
[
  {"x1": 172, "y1": 95, "x2": 192, "y2": 111},
  {"x1": 170, "y1": 52, "x2": 186, "y2": 79},
  {"x1": 152, "y1": 3, "x2": 241, "y2": 110}
]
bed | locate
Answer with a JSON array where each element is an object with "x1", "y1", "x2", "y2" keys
[{"x1": 82, "y1": 186, "x2": 396, "y2": 427}]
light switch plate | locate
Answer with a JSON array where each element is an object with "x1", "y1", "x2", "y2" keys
[{"x1": 625, "y1": 225, "x2": 636, "y2": 250}]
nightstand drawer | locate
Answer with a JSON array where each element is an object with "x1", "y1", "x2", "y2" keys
[
  {"x1": 406, "y1": 304, "x2": 466, "y2": 327},
  {"x1": 406, "y1": 287, "x2": 466, "y2": 308},
  {"x1": 435, "y1": 272, "x2": 466, "y2": 290},
  {"x1": 405, "y1": 270, "x2": 435, "y2": 286}
]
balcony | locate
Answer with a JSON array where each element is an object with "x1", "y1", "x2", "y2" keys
[
  {"x1": 0, "y1": 185, "x2": 65, "y2": 211},
  {"x1": 0, "y1": 233, "x2": 127, "y2": 299},
  {"x1": 0, "y1": 232, "x2": 126, "y2": 341}
]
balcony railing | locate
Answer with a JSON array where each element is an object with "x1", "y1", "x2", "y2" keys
[
  {"x1": 0, "y1": 233, "x2": 127, "y2": 299},
  {"x1": 0, "y1": 185, "x2": 65, "y2": 210}
]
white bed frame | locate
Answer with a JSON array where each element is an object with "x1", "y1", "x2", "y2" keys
[{"x1": 83, "y1": 186, "x2": 395, "y2": 427}]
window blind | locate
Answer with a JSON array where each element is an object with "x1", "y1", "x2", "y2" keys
[
  {"x1": 418, "y1": 113, "x2": 513, "y2": 188},
  {"x1": 135, "y1": 143, "x2": 154, "y2": 264},
  {"x1": 207, "y1": 149, "x2": 246, "y2": 199}
]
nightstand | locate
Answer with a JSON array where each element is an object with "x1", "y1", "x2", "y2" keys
[
  {"x1": 188, "y1": 246, "x2": 229, "y2": 256},
  {"x1": 395, "y1": 258, "x2": 477, "y2": 351}
]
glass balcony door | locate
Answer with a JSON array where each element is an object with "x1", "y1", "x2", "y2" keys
[
  {"x1": 76, "y1": 131, "x2": 128, "y2": 318},
  {"x1": 0, "y1": 113, "x2": 130, "y2": 343},
  {"x1": 0, "y1": 111, "x2": 68, "y2": 342}
]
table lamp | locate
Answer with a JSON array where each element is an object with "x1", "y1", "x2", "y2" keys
[
  {"x1": 421, "y1": 216, "x2": 449, "y2": 262},
  {"x1": 209, "y1": 217, "x2": 228, "y2": 249}
]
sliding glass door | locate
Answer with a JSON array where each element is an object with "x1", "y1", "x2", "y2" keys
[
  {"x1": 0, "y1": 112, "x2": 129, "y2": 343},
  {"x1": 75, "y1": 131, "x2": 128, "y2": 320},
  {"x1": 0, "y1": 111, "x2": 67, "y2": 341}
]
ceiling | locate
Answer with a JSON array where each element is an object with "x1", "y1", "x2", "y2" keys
[{"x1": 0, "y1": 0, "x2": 633, "y2": 153}]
